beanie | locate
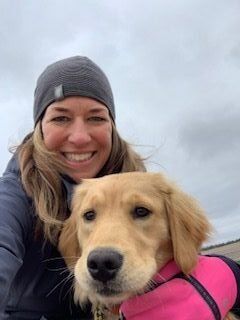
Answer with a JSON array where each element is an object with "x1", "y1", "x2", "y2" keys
[{"x1": 33, "y1": 56, "x2": 115, "y2": 125}]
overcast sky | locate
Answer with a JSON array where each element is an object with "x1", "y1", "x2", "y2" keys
[{"x1": 1, "y1": 0, "x2": 240, "y2": 245}]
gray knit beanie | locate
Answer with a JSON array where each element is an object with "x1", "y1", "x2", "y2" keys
[{"x1": 33, "y1": 56, "x2": 115, "y2": 125}]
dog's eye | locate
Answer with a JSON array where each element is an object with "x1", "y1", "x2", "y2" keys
[
  {"x1": 83, "y1": 210, "x2": 96, "y2": 221},
  {"x1": 133, "y1": 207, "x2": 151, "y2": 219}
]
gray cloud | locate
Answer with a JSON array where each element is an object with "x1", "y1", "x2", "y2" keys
[{"x1": 179, "y1": 107, "x2": 240, "y2": 160}]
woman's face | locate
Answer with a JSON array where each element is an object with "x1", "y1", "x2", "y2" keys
[{"x1": 41, "y1": 96, "x2": 112, "y2": 182}]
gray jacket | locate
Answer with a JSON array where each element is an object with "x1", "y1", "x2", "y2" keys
[{"x1": 0, "y1": 156, "x2": 91, "y2": 319}]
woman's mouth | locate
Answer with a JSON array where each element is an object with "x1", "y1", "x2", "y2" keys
[{"x1": 63, "y1": 152, "x2": 94, "y2": 163}]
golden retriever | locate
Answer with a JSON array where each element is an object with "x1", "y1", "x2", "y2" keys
[{"x1": 59, "y1": 172, "x2": 236, "y2": 320}]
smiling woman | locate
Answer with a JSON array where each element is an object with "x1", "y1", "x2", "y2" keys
[
  {"x1": 0, "y1": 56, "x2": 146, "y2": 319},
  {"x1": 41, "y1": 96, "x2": 113, "y2": 181}
]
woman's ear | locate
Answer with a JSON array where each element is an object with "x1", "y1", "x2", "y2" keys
[
  {"x1": 58, "y1": 215, "x2": 81, "y2": 271},
  {"x1": 164, "y1": 187, "x2": 212, "y2": 274}
]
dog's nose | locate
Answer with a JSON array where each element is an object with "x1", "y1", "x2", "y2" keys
[{"x1": 87, "y1": 248, "x2": 123, "y2": 282}]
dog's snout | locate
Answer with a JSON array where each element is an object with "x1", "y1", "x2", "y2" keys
[{"x1": 87, "y1": 248, "x2": 123, "y2": 283}]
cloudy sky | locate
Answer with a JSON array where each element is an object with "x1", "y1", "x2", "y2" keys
[{"x1": 1, "y1": 0, "x2": 240, "y2": 245}]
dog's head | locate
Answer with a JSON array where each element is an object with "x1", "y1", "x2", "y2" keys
[{"x1": 58, "y1": 172, "x2": 211, "y2": 306}]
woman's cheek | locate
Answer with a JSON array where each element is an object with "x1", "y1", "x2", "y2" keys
[{"x1": 43, "y1": 127, "x2": 64, "y2": 151}]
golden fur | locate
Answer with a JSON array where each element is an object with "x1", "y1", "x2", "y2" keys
[{"x1": 59, "y1": 172, "x2": 235, "y2": 319}]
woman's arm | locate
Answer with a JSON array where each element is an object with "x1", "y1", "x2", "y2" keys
[{"x1": 0, "y1": 173, "x2": 32, "y2": 312}]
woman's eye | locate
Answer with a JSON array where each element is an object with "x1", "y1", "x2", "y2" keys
[
  {"x1": 88, "y1": 116, "x2": 106, "y2": 122},
  {"x1": 133, "y1": 207, "x2": 151, "y2": 219},
  {"x1": 83, "y1": 210, "x2": 96, "y2": 222},
  {"x1": 51, "y1": 116, "x2": 70, "y2": 123}
]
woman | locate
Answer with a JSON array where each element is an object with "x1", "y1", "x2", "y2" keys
[
  {"x1": 0, "y1": 56, "x2": 239, "y2": 319},
  {"x1": 0, "y1": 56, "x2": 145, "y2": 319}
]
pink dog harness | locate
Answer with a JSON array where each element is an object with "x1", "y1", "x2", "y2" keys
[{"x1": 120, "y1": 256, "x2": 237, "y2": 320}]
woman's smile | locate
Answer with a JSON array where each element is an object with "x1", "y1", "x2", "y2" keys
[{"x1": 63, "y1": 152, "x2": 95, "y2": 163}]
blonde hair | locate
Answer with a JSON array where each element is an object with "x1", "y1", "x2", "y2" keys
[{"x1": 17, "y1": 121, "x2": 146, "y2": 244}]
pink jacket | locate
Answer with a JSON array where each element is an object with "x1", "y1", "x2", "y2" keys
[{"x1": 120, "y1": 256, "x2": 237, "y2": 320}]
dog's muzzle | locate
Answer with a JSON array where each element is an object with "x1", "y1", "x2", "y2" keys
[{"x1": 87, "y1": 248, "x2": 123, "y2": 283}]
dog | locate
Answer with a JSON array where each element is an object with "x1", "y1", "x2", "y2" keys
[{"x1": 59, "y1": 172, "x2": 237, "y2": 320}]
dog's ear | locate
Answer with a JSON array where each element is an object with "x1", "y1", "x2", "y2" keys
[
  {"x1": 58, "y1": 215, "x2": 81, "y2": 271},
  {"x1": 164, "y1": 185, "x2": 212, "y2": 274}
]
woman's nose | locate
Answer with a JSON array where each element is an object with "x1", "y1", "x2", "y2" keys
[{"x1": 67, "y1": 121, "x2": 91, "y2": 145}]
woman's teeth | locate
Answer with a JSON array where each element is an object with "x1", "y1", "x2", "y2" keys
[{"x1": 64, "y1": 152, "x2": 93, "y2": 162}]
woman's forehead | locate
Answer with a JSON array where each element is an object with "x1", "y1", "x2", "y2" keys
[{"x1": 45, "y1": 97, "x2": 109, "y2": 114}]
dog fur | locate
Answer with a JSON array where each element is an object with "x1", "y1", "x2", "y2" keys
[{"x1": 59, "y1": 172, "x2": 235, "y2": 319}]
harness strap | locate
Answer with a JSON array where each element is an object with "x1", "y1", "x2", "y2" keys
[
  {"x1": 207, "y1": 254, "x2": 240, "y2": 314},
  {"x1": 176, "y1": 272, "x2": 221, "y2": 320}
]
